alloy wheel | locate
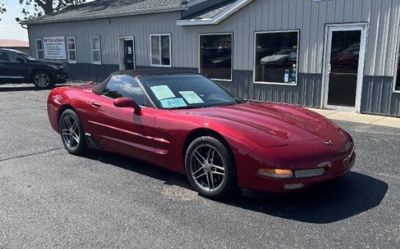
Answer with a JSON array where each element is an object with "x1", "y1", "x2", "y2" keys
[
  {"x1": 189, "y1": 144, "x2": 227, "y2": 193},
  {"x1": 34, "y1": 73, "x2": 50, "y2": 88},
  {"x1": 61, "y1": 114, "x2": 81, "y2": 151}
]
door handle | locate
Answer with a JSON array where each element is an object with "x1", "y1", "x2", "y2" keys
[{"x1": 91, "y1": 101, "x2": 102, "y2": 107}]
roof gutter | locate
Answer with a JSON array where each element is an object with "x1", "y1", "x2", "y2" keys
[
  {"x1": 23, "y1": 6, "x2": 183, "y2": 25},
  {"x1": 176, "y1": 0, "x2": 253, "y2": 26}
]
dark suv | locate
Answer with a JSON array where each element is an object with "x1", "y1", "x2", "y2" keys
[{"x1": 0, "y1": 48, "x2": 68, "y2": 88}]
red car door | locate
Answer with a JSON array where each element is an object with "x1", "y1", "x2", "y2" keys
[{"x1": 84, "y1": 75, "x2": 160, "y2": 164}]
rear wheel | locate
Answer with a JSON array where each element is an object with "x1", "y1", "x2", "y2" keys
[
  {"x1": 60, "y1": 109, "x2": 86, "y2": 155},
  {"x1": 185, "y1": 136, "x2": 236, "y2": 199},
  {"x1": 32, "y1": 71, "x2": 52, "y2": 89}
]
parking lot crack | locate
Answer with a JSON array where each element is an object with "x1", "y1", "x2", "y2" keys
[{"x1": 0, "y1": 147, "x2": 63, "y2": 164}]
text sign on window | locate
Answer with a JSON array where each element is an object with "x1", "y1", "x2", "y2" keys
[{"x1": 43, "y1": 37, "x2": 67, "y2": 60}]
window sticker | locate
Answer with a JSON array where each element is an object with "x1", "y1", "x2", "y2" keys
[
  {"x1": 179, "y1": 91, "x2": 205, "y2": 104},
  {"x1": 150, "y1": 85, "x2": 176, "y2": 100},
  {"x1": 160, "y1": 98, "x2": 187, "y2": 109}
]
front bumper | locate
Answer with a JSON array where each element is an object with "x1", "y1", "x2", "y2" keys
[
  {"x1": 236, "y1": 142, "x2": 356, "y2": 193},
  {"x1": 50, "y1": 70, "x2": 68, "y2": 82}
]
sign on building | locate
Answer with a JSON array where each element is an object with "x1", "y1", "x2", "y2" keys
[{"x1": 43, "y1": 37, "x2": 66, "y2": 60}]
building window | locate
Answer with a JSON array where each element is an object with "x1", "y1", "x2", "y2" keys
[
  {"x1": 36, "y1": 39, "x2": 44, "y2": 60},
  {"x1": 90, "y1": 35, "x2": 101, "y2": 65},
  {"x1": 67, "y1": 37, "x2": 77, "y2": 64},
  {"x1": 199, "y1": 34, "x2": 232, "y2": 81},
  {"x1": 254, "y1": 31, "x2": 299, "y2": 84},
  {"x1": 150, "y1": 34, "x2": 171, "y2": 67}
]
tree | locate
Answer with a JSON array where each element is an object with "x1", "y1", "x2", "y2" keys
[
  {"x1": 0, "y1": 0, "x2": 86, "y2": 22},
  {"x1": 0, "y1": 0, "x2": 5, "y2": 16}
]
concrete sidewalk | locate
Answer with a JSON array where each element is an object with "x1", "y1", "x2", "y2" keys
[{"x1": 309, "y1": 108, "x2": 400, "y2": 128}]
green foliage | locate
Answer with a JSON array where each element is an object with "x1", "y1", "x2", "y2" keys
[{"x1": 0, "y1": 0, "x2": 86, "y2": 22}]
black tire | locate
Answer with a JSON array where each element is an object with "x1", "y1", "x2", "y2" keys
[
  {"x1": 59, "y1": 109, "x2": 86, "y2": 155},
  {"x1": 32, "y1": 71, "x2": 52, "y2": 89},
  {"x1": 185, "y1": 136, "x2": 237, "y2": 200}
]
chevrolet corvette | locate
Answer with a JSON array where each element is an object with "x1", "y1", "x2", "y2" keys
[{"x1": 47, "y1": 69, "x2": 355, "y2": 199}]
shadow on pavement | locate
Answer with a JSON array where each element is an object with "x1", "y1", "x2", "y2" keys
[
  {"x1": 85, "y1": 151, "x2": 388, "y2": 224},
  {"x1": 0, "y1": 83, "x2": 72, "y2": 92},
  {"x1": 226, "y1": 172, "x2": 388, "y2": 224},
  {"x1": 0, "y1": 86, "x2": 44, "y2": 92}
]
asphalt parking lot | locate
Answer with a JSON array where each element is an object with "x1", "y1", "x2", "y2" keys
[{"x1": 0, "y1": 84, "x2": 399, "y2": 249}]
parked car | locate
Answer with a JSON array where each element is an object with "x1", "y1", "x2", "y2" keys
[
  {"x1": 47, "y1": 69, "x2": 355, "y2": 199},
  {"x1": 0, "y1": 48, "x2": 68, "y2": 88},
  {"x1": 260, "y1": 48, "x2": 297, "y2": 66}
]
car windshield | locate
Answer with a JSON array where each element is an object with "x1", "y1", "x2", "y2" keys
[
  {"x1": 15, "y1": 51, "x2": 37, "y2": 61},
  {"x1": 139, "y1": 74, "x2": 243, "y2": 109}
]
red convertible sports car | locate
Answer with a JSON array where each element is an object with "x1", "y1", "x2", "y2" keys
[{"x1": 47, "y1": 69, "x2": 355, "y2": 199}]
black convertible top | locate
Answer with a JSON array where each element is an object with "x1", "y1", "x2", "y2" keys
[
  {"x1": 112, "y1": 68, "x2": 198, "y2": 77},
  {"x1": 93, "y1": 68, "x2": 198, "y2": 94}
]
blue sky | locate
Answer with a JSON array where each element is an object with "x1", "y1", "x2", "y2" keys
[{"x1": 0, "y1": 0, "x2": 28, "y2": 41}]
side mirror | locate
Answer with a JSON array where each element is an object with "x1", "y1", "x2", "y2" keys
[{"x1": 113, "y1": 97, "x2": 141, "y2": 115}]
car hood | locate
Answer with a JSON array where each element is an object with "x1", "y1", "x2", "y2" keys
[{"x1": 183, "y1": 101, "x2": 346, "y2": 147}]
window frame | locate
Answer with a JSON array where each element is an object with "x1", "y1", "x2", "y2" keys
[
  {"x1": 90, "y1": 35, "x2": 102, "y2": 65},
  {"x1": 253, "y1": 30, "x2": 300, "y2": 86},
  {"x1": 149, "y1": 33, "x2": 172, "y2": 68},
  {"x1": 393, "y1": 28, "x2": 400, "y2": 93},
  {"x1": 198, "y1": 32, "x2": 233, "y2": 82},
  {"x1": 35, "y1": 38, "x2": 44, "y2": 60},
  {"x1": 67, "y1": 36, "x2": 77, "y2": 64}
]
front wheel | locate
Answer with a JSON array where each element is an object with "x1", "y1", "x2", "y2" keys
[
  {"x1": 32, "y1": 71, "x2": 52, "y2": 89},
  {"x1": 185, "y1": 136, "x2": 236, "y2": 199},
  {"x1": 59, "y1": 109, "x2": 86, "y2": 155}
]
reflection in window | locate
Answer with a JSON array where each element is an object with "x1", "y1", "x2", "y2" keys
[
  {"x1": 67, "y1": 37, "x2": 77, "y2": 63},
  {"x1": 200, "y1": 34, "x2": 232, "y2": 80},
  {"x1": 150, "y1": 34, "x2": 171, "y2": 67},
  {"x1": 36, "y1": 39, "x2": 44, "y2": 60},
  {"x1": 91, "y1": 35, "x2": 101, "y2": 64},
  {"x1": 255, "y1": 31, "x2": 298, "y2": 84},
  {"x1": 104, "y1": 75, "x2": 145, "y2": 105}
]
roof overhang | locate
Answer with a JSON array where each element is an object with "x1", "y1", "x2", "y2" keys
[
  {"x1": 23, "y1": 6, "x2": 183, "y2": 25},
  {"x1": 177, "y1": 0, "x2": 253, "y2": 26}
]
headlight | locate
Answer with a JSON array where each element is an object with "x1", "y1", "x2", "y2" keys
[
  {"x1": 257, "y1": 168, "x2": 293, "y2": 179},
  {"x1": 258, "y1": 167, "x2": 326, "y2": 179}
]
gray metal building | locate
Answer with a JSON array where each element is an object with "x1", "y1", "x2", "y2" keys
[{"x1": 25, "y1": 0, "x2": 400, "y2": 116}]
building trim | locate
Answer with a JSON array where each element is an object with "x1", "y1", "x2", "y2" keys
[
  {"x1": 392, "y1": 25, "x2": 400, "y2": 93},
  {"x1": 66, "y1": 36, "x2": 77, "y2": 64},
  {"x1": 177, "y1": 0, "x2": 254, "y2": 26},
  {"x1": 321, "y1": 23, "x2": 368, "y2": 113},
  {"x1": 149, "y1": 33, "x2": 172, "y2": 68},
  {"x1": 35, "y1": 38, "x2": 43, "y2": 60},
  {"x1": 90, "y1": 35, "x2": 102, "y2": 65}
]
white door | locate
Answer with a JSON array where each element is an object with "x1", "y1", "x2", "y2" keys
[{"x1": 322, "y1": 24, "x2": 367, "y2": 112}]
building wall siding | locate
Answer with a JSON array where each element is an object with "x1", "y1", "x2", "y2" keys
[
  {"x1": 27, "y1": 0, "x2": 400, "y2": 117},
  {"x1": 361, "y1": 76, "x2": 400, "y2": 116},
  {"x1": 29, "y1": 0, "x2": 400, "y2": 76},
  {"x1": 217, "y1": 72, "x2": 322, "y2": 108}
]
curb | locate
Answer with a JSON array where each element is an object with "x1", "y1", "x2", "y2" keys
[{"x1": 308, "y1": 108, "x2": 400, "y2": 129}]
